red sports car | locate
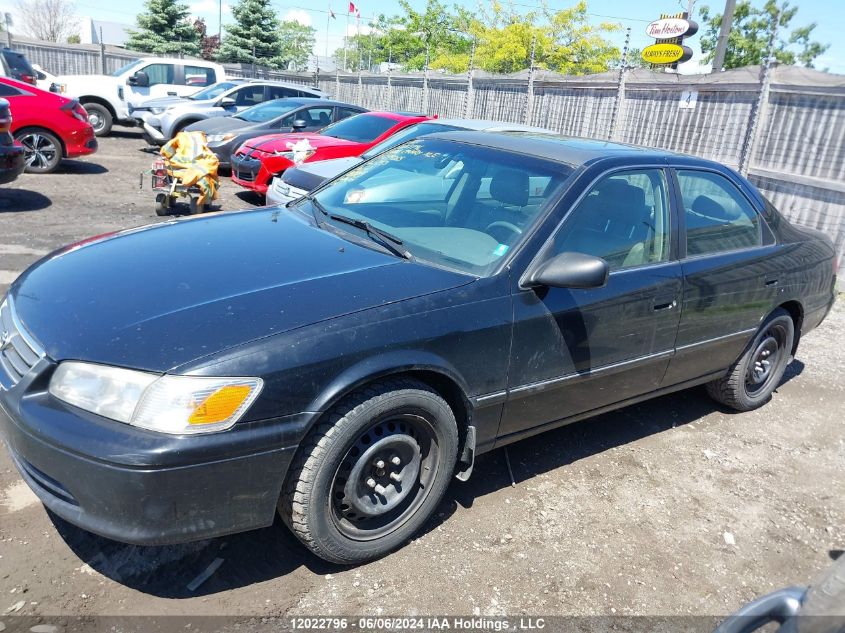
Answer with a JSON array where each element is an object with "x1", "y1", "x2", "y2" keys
[
  {"x1": 0, "y1": 77, "x2": 97, "y2": 174},
  {"x1": 231, "y1": 111, "x2": 431, "y2": 195}
]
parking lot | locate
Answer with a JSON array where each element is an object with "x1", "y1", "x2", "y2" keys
[{"x1": 1, "y1": 131, "x2": 844, "y2": 619}]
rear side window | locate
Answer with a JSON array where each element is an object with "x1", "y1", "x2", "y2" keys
[
  {"x1": 267, "y1": 85, "x2": 301, "y2": 100},
  {"x1": 337, "y1": 106, "x2": 362, "y2": 120},
  {"x1": 184, "y1": 65, "x2": 215, "y2": 86},
  {"x1": 232, "y1": 85, "x2": 265, "y2": 106},
  {"x1": 0, "y1": 84, "x2": 22, "y2": 97},
  {"x1": 140, "y1": 64, "x2": 175, "y2": 86},
  {"x1": 676, "y1": 170, "x2": 762, "y2": 256}
]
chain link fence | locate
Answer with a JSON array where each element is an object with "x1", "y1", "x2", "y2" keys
[{"x1": 13, "y1": 36, "x2": 845, "y2": 280}]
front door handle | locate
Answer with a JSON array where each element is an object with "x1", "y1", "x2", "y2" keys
[
  {"x1": 764, "y1": 278, "x2": 779, "y2": 287},
  {"x1": 653, "y1": 298, "x2": 677, "y2": 312}
]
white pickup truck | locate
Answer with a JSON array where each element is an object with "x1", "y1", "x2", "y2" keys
[{"x1": 50, "y1": 57, "x2": 226, "y2": 136}]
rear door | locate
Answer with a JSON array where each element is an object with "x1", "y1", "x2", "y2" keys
[
  {"x1": 499, "y1": 167, "x2": 683, "y2": 439},
  {"x1": 660, "y1": 167, "x2": 779, "y2": 387}
]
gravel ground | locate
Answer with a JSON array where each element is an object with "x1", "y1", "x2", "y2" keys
[{"x1": 0, "y1": 132, "x2": 843, "y2": 619}]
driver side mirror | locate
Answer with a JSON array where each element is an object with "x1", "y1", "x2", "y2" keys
[
  {"x1": 217, "y1": 97, "x2": 236, "y2": 108},
  {"x1": 127, "y1": 71, "x2": 149, "y2": 87},
  {"x1": 291, "y1": 119, "x2": 308, "y2": 131},
  {"x1": 524, "y1": 252, "x2": 609, "y2": 289}
]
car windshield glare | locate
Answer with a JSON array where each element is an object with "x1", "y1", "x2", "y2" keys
[
  {"x1": 360, "y1": 122, "x2": 463, "y2": 160},
  {"x1": 239, "y1": 100, "x2": 300, "y2": 123},
  {"x1": 190, "y1": 82, "x2": 237, "y2": 100},
  {"x1": 311, "y1": 138, "x2": 572, "y2": 275},
  {"x1": 319, "y1": 114, "x2": 397, "y2": 143}
]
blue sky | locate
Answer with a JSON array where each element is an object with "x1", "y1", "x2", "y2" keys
[{"x1": 17, "y1": 0, "x2": 845, "y2": 73}]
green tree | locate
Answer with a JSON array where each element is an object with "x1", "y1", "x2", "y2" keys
[
  {"x1": 126, "y1": 0, "x2": 200, "y2": 56},
  {"x1": 699, "y1": 0, "x2": 829, "y2": 69},
  {"x1": 278, "y1": 20, "x2": 316, "y2": 70},
  {"x1": 217, "y1": 0, "x2": 282, "y2": 67}
]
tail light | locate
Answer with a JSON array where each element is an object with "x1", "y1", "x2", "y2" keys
[
  {"x1": 61, "y1": 100, "x2": 89, "y2": 123},
  {"x1": 19, "y1": 74, "x2": 37, "y2": 86}
]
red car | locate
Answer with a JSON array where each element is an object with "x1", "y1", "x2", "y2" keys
[
  {"x1": 231, "y1": 111, "x2": 431, "y2": 195},
  {"x1": 0, "y1": 77, "x2": 97, "y2": 174}
]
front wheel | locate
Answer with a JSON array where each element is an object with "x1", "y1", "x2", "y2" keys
[
  {"x1": 706, "y1": 308, "x2": 795, "y2": 411},
  {"x1": 280, "y1": 379, "x2": 459, "y2": 564},
  {"x1": 83, "y1": 103, "x2": 113, "y2": 136}
]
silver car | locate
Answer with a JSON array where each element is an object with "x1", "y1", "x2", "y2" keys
[
  {"x1": 136, "y1": 80, "x2": 327, "y2": 145},
  {"x1": 265, "y1": 119, "x2": 553, "y2": 206}
]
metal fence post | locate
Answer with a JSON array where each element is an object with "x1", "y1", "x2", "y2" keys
[
  {"x1": 335, "y1": 68, "x2": 340, "y2": 99},
  {"x1": 384, "y1": 68, "x2": 392, "y2": 110},
  {"x1": 464, "y1": 39, "x2": 475, "y2": 118},
  {"x1": 738, "y1": 12, "x2": 779, "y2": 176},
  {"x1": 357, "y1": 69, "x2": 363, "y2": 105},
  {"x1": 608, "y1": 27, "x2": 631, "y2": 141},
  {"x1": 524, "y1": 33, "x2": 537, "y2": 124},
  {"x1": 99, "y1": 28, "x2": 106, "y2": 74},
  {"x1": 422, "y1": 41, "x2": 430, "y2": 114}
]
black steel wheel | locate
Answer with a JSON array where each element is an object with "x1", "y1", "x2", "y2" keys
[
  {"x1": 279, "y1": 378, "x2": 458, "y2": 564},
  {"x1": 154, "y1": 193, "x2": 171, "y2": 216},
  {"x1": 706, "y1": 308, "x2": 795, "y2": 411},
  {"x1": 16, "y1": 128, "x2": 62, "y2": 174}
]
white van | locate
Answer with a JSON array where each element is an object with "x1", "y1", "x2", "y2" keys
[{"x1": 50, "y1": 57, "x2": 226, "y2": 136}]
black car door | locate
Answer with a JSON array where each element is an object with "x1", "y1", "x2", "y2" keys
[
  {"x1": 660, "y1": 167, "x2": 780, "y2": 387},
  {"x1": 498, "y1": 167, "x2": 683, "y2": 441}
]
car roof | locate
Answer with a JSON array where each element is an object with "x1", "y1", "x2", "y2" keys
[
  {"x1": 363, "y1": 111, "x2": 428, "y2": 121},
  {"x1": 433, "y1": 118, "x2": 551, "y2": 133},
  {"x1": 425, "y1": 130, "x2": 690, "y2": 167},
  {"x1": 241, "y1": 80, "x2": 324, "y2": 91},
  {"x1": 269, "y1": 97, "x2": 364, "y2": 108}
]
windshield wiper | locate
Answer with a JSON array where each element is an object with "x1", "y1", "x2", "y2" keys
[{"x1": 329, "y1": 213, "x2": 413, "y2": 260}]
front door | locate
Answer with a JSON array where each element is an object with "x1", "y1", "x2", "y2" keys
[{"x1": 499, "y1": 168, "x2": 682, "y2": 440}]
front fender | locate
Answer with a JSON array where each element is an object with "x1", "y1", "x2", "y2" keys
[{"x1": 307, "y1": 349, "x2": 473, "y2": 414}]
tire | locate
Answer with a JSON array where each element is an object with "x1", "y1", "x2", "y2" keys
[
  {"x1": 188, "y1": 197, "x2": 204, "y2": 215},
  {"x1": 15, "y1": 128, "x2": 63, "y2": 174},
  {"x1": 154, "y1": 193, "x2": 170, "y2": 216},
  {"x1": 798, "y1": 556, "x2": 845, "y2": 632},
  {"x1": 706, "y1": 308, "x2": 795, "y2": 411},
  {"x1": 279, "y1": 378, "x2": 459, "y2": 564},
  {"x1": 82, "y1": 102, "x2": 113, "y2": 137}
]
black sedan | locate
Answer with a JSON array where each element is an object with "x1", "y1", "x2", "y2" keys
[
  {"x1": 0, "y1": 98, "x2": 24, "y2": 184},
  {"x1": 0, "y1": 133, "x2": 836, "y2": 564},
  {"x1": 184, "y1": 97, "x2": 366, "y2": 168}
]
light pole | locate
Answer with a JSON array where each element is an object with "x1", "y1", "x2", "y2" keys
[{"x1": 711, "y1": 0, "x2": 737, "y2": 73}]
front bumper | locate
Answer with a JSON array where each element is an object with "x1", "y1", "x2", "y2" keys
[
  {"x1": 0, "y1": 364, "x2": 315, "y2": 545},
  {"x1": 230, "y1": 152, "x2": 268, "y2": 194},
  {"x1": 142, "y1": 121, "x2": 167, "y2": 144},
  {"x1": 266, "y1": 177, "x2": 306, "y2": 206}
]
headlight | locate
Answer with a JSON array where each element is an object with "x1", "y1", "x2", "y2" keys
[
  {"x1": 49, "y1": 361, "x2": 263, "y2": 434},
  {"x1": 207, "y1": 133, "x2": 235, "y2": 143},
  {"x1": 150, "y1": 106, "x2": 166, "y2": 115},
  {"x1": 273, "y1": 150, "x2": 316, "y2": 162}
]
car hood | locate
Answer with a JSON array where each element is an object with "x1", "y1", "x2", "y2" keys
[
  {"x1": 133, "y1": 95, "x2": 192, "y2": 110},
  {"x1": 10, "y1": 209, "x2": 471, "y2": 373},
  {"x1": 186, "y1": 116, "x2": 257, "y2": 134},
  {"x1": 293, "y1": 156, "x2": 364, "y2": 179},
  {"x1": 245, "y1": 133, "x2": 358, "y2": 153}
]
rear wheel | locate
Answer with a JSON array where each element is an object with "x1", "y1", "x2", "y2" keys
[
  {"x1": 279, "y1": 379, "x2": 459, "y2": 564},
  {"x1": 83, "y1": 102, "x2": 113, "y2": 137},
  {"x1": 706, "y1": 308, "x2": 794, "y2": 411},
  {"x1": 154, "y1": 193, "x2": 172, "y2": 216},
  {"x1": 15, "y1": 128, "x2": 63, "y2": 174},
  {"x1": 188, "y1": 196, "x2": 204, "y2": 214}
]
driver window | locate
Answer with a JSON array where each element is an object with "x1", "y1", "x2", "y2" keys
[
  {"x1": 552, "y1": 169, "x2": 670, "y2": 271},
  {"x1": 139, "y1": 64, "x2": 174, "y2": 86},
  {"x1": 233, "y1": 85, "x2": 265, "y2": 106}
]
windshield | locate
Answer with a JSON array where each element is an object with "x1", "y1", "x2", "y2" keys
[
  {"x1": 360, "y1": 122, "x2": 463, "y2": 160},
  {"x1": 319, "y1": 114, "x2": 397, "y2": 143},
  {"x1": 189, "y1": 82, "x2": 238, "y2": 100},
  {"x1": 308, "y1": 138, "x2": 573, "y2": 275},
  {"x1": 111, "y1": 59, "x2": 144, "y2": 77},
  {"x1": 238, "y1": 100, "x2": 301, "y2": 123}
]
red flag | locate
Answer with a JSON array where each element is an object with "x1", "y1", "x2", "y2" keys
[{"x1": 348, "y1": 2, "x2": 356, "y2": 13}]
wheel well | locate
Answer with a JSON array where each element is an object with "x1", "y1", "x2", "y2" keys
[
  {"x1": 14, "y1": 126, "x2": 66, "y2": 158},
  {"x1": 79, "y1": 97, "x2": 116, "y2": 119},
  {"x1": 777, "y1": 300, "x2": 803, "y2": 356},
  {"x1": 173, "y1": 118, "x2": 200, "y2": 134}
]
